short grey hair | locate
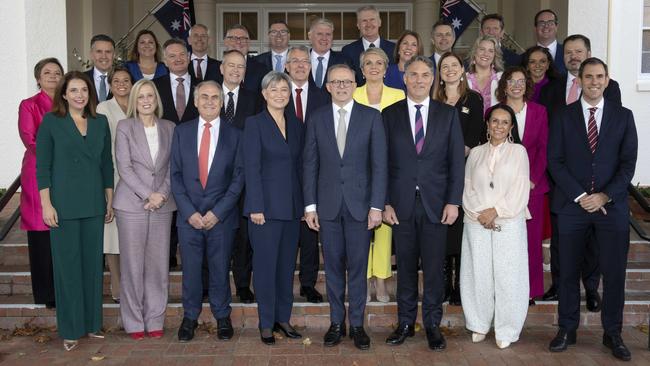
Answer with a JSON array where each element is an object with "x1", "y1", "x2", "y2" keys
[
  {"x1": 189, "y1": 24, "x2": 209, "y2": 36},
  {"x1": 404, "y1": 55, "x2": 435, "y2": 74},
  {"x1": 261, "y1": 71, "x2": 293, "y2": 90},
  {"x1": 193, "y1": 80, "x2": 223, "y2": 103},
  {"x1": 356, "y1": 5, "x2": 379, "y2": 17},
  {"x1": 327, "y1": 63, "x2": 356, "y2": 81},
  {"x1": 309, "y1": 18, "x2": 334, "y2": 32},
  {"x1": 287, "y1": 45, "x2": 310, "y2": 60}
]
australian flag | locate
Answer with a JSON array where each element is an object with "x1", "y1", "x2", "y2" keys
[
  {"x1": 152, "y1": 0, "x2": 196, "y2": 42},
  {"x1": 440, "y1": 0, "x2": 479, "y2": 38}
]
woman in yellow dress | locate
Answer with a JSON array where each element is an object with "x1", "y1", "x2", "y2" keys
[{"x1": 352, "y1": 47, "x2": 405, "y2": 302}]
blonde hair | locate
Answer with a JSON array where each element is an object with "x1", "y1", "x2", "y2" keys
[
  {"x1": 127, "y1": 79, "x2": 163, "y2": 119},
  {"x1": 360, "y1": 48, "x2": 389, "y2": 72},
  {"x1": 466, "y1": 35, "x2": 504, "y2": 73}
]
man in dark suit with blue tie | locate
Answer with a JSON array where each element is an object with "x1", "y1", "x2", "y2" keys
[
  {"x1": 254, "y1": 21, "x2": 291, "y2": 74},
  {"x1": 303, "y1": 64, "x2": 387, "y2": 350},
  {"x1": 342, "y1": 6, "x2": 396, "y2": 85},
  {"x1": 308, "y1": 18, "x2": 354, "y2": 90},
  {"x1": 85, "y1": 34, "x2": 114, "y2": 102},
  {"x1": 382, "y1": 56, "x2": 465, "y2": 351},
  {"x1": 171, "y1": 80, "x2": 244, "y2": 343},
  {"x1": 547, "y1": 58, "x2": 637, "y2": 362}
]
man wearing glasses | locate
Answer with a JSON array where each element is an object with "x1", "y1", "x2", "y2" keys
[
  {"x1": 303, "y1": 64, "x2": 387, "y2": 350},
  {"x1": 187, "y1": 24, "x2": 221, "y2": 83},
  {"x1": 223, "y1": 24, "x2": 266, "y2": 93},
  {"x1": 534, "y1": 9, "x2": 566, "y2": 73},
  {"x1": 255, "y1": 21, "x2": 291, "y2": 73}
]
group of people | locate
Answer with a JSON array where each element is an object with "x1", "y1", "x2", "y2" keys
[{"x1": 17, "y1": 5, "x2": 637, "y2": 362}]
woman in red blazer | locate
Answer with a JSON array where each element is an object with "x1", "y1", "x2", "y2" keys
[
  {"x1": 17, "y1": 58, "x2": 64, "y2": 309},
  {"x1": 496, "y1": 66, "x2": 549, "y2": 303}
]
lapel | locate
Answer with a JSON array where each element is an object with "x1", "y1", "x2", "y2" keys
[
  {"x1": 131, "y1": 119, "x2": 155, "y2": 170},
  {"x1": 596, "y1": 101, "x2": 614, "y2": 154},
  {"x1": 342, "y1": 102, "x2": 362, "y2": 158},
  {"x1": 521, "y1": 104, "x2": 534, "y2": 147},
  {"x1": 396, "y1": 101, "x2": 418, "y2": 155},
  {"x1": 419, "y1": 99, "x2": 437, "y2": 156},
  {"x1": 187, "y1": 119, "x2": 200, "y2": 179},
  {"x1": 570, "y1": 102, "x2": 591, "y2": 153},
  {"x1": 208, "y1": 119, "x2": 227, "y2": 178},
  {"x1": 154, "y1": 121, "x2": 169, "y2": 169},
  {"x1": 325, "y1": 105, "x2": 339, "y2": 157},
  {"x1": 62, "y1": 113, "x2": 93, "y2": 158}
]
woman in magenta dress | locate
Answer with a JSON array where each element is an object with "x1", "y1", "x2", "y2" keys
[
  {"x1": 521, "y1": 46, "x2": 558, "y2": 103},
  {"x1": 18, "y1": 57, "x2": 64, "y2": 309},
  {"x1": 495, "y1": 66, "x2": 549, "y2": 303}
]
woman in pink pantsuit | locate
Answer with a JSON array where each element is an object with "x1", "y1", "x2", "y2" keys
[
  {"x1": 495, "y1": 66, "x2": 549, "y2": 301},
  {"x1": 18, "y1": 58, "x2": 64, "y2": 308}
]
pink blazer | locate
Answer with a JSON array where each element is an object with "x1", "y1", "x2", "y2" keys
[
  {"x1": 18, "y1": 90, "x2": 52, "y2": 231},
  {"x1": 522, "y1": 101, "x2": 549, "y2": 196}
]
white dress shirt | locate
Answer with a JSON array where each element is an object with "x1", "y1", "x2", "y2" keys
[
  {"x1": 291, "y1": 81, "x2": 309, "y2": 116},
  {"x1": 191, "y1": 53, "x2": 208, "y2": 77},
  {"x1": 196, "y1": 116, "x2": 221, "y2": 170},
  {"x1": 170, "y1": 72, "x2": 191, "y2": 107},
  {"x1": 362, "y1": 37, "x2": 381, "y2": 50},
  {"x1": 573, "y1": 96, "x2": 605, "y2": 202},
  {"x1": 310, "y1": 50, "x2": 330, "y2": 86},
  {"x1": 514, "y1": 103, "x2": 528, "y2": 140},
  {"x1": 93, "y1": 67, "x2": 110, "y2": 95},
  {"x1": 537, "y1": 39, "x2": 558, "y2": 60},
  {"x1": 407, "y1": 97, "x2": 430, "y2": 143},
  {"x1": 144, "y1": 124, "x2": 159, "y2": 162},
  {"x1": 223, "y1": 84, "x2": 240, "y2": 114},
  {"x1": 565, "y1": 72, "x2": 581, "y2": 104}
]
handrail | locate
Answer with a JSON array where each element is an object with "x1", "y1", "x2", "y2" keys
[
  {"x1": 628, "y1": 184, "x2": 650, "y2": 243},
  {"x1": 0, "y1": 175, "x2": 21, "y2": 241}
]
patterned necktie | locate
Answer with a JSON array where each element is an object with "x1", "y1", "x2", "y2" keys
[
  {"x1": 223, "y1": 91, "x2": 235, "y2": 124},
  {"x1": 295, "y1": 88, "x2": 304, "y2": 123},
  {"x1": 99, "y1": 74, "x2": 107, "y2": 102},
  {"x1": 198, "y1": 122, "x2": 212, "y2": 188},
  {"x1": 315, "y1": 56, "x2": 324, "y2": 88},
  {"x1": 567, "y1": 77, "x2": 579, "y2": 104},
  {"x1": 587, "y1": 107, "x2": 598, "y2": 192},
  {"x1": 274, "y1": 55, "x2": 283, "y2": 72},
  {"x1": 369, "y1": 43, "x2": 376, "y2": 48},
  {"x1": 195, "y1": 58, "x2": 203, "y2": 81},
  {"x1": 336, "y1": 108, "x2": 347, "y2": 157},
  {"x1": 414, "y1": 104, "x2": 424, "y2": 154},
  {"x1": 175, "y1": 77, "x2": 186, "y2": 120}
]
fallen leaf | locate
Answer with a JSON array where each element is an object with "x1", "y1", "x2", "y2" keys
[
  {"x1": 91, "y1": 355, "x2": 106, "y2": 361},
  {"x1": 17, "y1": 352, "x2": 26, "y2": 357},
  {"x1": 302, "y1": 337, "x2": 312, "y2": 346},
  {"x1": 637, "y1": 324, "x2": 649, "y2": 334},
  {"x1": 273, "y1": 332, "x2": 284, "y2": 340},
  {"x1": 34, "y1": 334, "x2": 51, "y2": 344},
  {"x1": 198, "y1": 322, "x2": 217, "y2": 334}
]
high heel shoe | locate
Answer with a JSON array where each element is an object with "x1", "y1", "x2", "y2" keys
[
  {"x1": 472, "y1": 332, "x2": 486, "y2": 343},
  {"x1": 375, "y1": 278, "x2": 390, "y2": 303},
  {"x1": 63, "y1": 339, "x2": 78, "y2": 351},
  {"x1": 273, "y1": 322, "x2": 302, "y2": 339}
]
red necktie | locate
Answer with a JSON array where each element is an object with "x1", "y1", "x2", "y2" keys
[
  {"x1": 195, "y1": 58, "x2": 203, "y2": 81},
  {"x1": 295, "y1": 88, "x2": 303, "y2": 123},
  {"x1": 198, "y1": 122, "x2": 212, "y2": 188},
  {"x1": 587, "y1": 107, "x2": 598, "y2": 192}
]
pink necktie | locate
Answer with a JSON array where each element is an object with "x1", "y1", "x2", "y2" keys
[
  {"x1": 198, "y1": 122, "x2": 212, "y2": 188},
  {"x1": 567, "y1": 78, "x2": 579, "y2": 104}
]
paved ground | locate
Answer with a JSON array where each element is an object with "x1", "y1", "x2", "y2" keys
[{"x1": 0, "y1": 325, "x2": 648, "y2": 365}]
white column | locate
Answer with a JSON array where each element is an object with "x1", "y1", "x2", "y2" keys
[
  {"x1": 0, "y1": 0, "x2": 67, "y2": 187},
  {"x1": 194, "y1": 0, "x2": 217, "y2": 58},
  {"x1": 414, "y1": 0, "x2": 437, "y2": 56},
  {"x1": 567, "y1": 0, "x2": 609, "y2": 60}
]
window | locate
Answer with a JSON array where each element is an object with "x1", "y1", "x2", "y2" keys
[{"x1": 643, "y1": 0, "x2": 650, "y2": 73}]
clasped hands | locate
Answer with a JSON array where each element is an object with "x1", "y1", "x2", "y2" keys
[
  {"x1": 144, "y1": 192, "x2": 166, "y2": 212},
  {"x1": 578, "y1": 192, "x2": 609, "y2": 215},
  {"x1": 188, "y1": 211, "x2": 220, "y2": 230},
  {"x1": 477, "y1": 207, "x2": 498, "y2": 230}
]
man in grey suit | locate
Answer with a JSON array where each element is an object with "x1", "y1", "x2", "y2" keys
[{"x1": 303, "y1": 64, "x2": 387, "y2": 350}]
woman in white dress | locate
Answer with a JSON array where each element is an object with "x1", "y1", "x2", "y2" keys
[
  {"x1": 460, "y1": 104, "x2": 531, "y2": 349},
  {"x1": 96, "y1": 66, "x2": 133, "y2": 303}
]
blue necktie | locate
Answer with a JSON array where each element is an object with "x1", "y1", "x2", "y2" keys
[
  {"x1": 99, "y1": 74, "x2": 107, "y2": 102},
  {"x1": 315, "y1": 56, "x2": 324, "y2": 88},
  {"x1": 274, "y1": 55, "x2": 283, "y2": 72}
]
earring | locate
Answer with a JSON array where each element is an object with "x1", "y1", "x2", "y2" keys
[
  {"x1": 440, "y1": 80, "x2": 444, "y2": 85},
  {"x1": 508, "y1": 131, "x2": 514, "y2": 143},
  {"x1": 486, "y1": 131, "x2": 491, "y2": 142},
  {"x1": 460, "y1": 76, "x2": 464, "y2": 81}
]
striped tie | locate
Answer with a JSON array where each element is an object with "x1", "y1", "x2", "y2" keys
[
  {"x1": 587, "y1": 107, "x2": 598, "y2": 192},
  {"x1": 414, "y1": 104, "x2": 424, "y2": 154}
]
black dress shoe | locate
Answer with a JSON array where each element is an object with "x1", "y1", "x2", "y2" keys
[
  {"x1": 349, "y1": 326, "x2": 370, "y2": 350},
  {"x1": 425, "y1": 327, "x2": 446, "y2": 351},
  {"x1": 548, "y1": 328, "x2": 576, "y2": 352},
  {"x1": 177, "y1": 317, "x2": 198, "y2": 342},
  {"x1": 449, "y1": 289, "x2": 461, "y2": 306},
  {"x1": 585, "y1": 290, "x2": 601, "y2": 312},
  {"x1": 542, "y1": 286, "x2": 558, "y2": 301},
  {"x1": 300, "y1": 286, "x2": 323, "y2": 303},
  {"x1": 386, "y1": 323, "x2": 415, "y2": 345},
  {"x1": 323, "y1": 323, "x2": 346, "y2": 347},
  {"x1": 273, "y1": 322, "x2": 302, "y2": 339},
  {"x1": 237, "y1": 287, "x2": 255, "y2": 304},
  {"x1": 260, "y1": 328, "x2": 275, "y2": 345},
  {"x1": 603, "y1": 333, "x2": 632, "y2": 361},
  {"x1": 216, "y1": 317, "x2": 234, "y2": 340}
]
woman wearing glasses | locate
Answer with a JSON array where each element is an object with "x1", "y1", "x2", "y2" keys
[{"x1": 460, "y1": 104, "x2": 531, "y2": 350}]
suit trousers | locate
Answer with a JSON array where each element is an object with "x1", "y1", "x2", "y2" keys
[
  {"x1": 232, "y1": 200, "x2": 252, "y2": 289},
  {"x1": 392, "y1": 194, "x2": 447, "y2": 328},
  {"x1": 115, "y1": 210, "x2": 172, "y2": 333},
  {"x1": 249, "y1": 219, "x2": 299, "y2": 329},
  {"x1": 320, "y1": 203, "x2": 372, "y2": 327},
  {"x1": 26, "y1": 230, "x2": 55, "y2": 304},
  {"x1": 298, "y1": 221, "x2": 320, "y2": 287},
  {"x1": 50, "y1": 216, "x2": 104, "y2": 340},
  {"x1": 557, "y1": 211, "x2": 629, "y2": 335},
  {"x1": 179, "y1": 225, "x2": 236, "y2": 320}
]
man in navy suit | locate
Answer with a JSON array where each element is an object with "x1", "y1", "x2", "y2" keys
[
  {"x1": 85, "y1": 34, "x2": 114, "y2": 102},
  {"x1": 539, "y1": 34, "x2": 622, "y2": 306},
  {"x1": 382, "y1": 56, "x2": 464, "y2": 351},
  {"x1": 222, "y1": 24, "x2": 267, "y2": 93},
  {"x1": 308, "y1": 18, "x2": 353, "y2": 90},
  {"x1": 547, "y1": 58, "x2": 637, "y2": 362},
  {"x1": 187, "y1": 24, "x2": 222, "y2": 83},
  {"x1": 342, "y1": 5, "x2": 396, "y2": 85},
  {"x1": 254, "y1": 20, "x2": 291, "y2": 74},
  {"x1": 534, "y1": 9, "x2": 566, "y2": 74},
  {"x1": 429, "y1": 20, "x2": 455, "y2": 73},
  {"x1": 480, "y1": 14, "x2": 521, "y2": 67},
  {"x1": 303, "y1": 64, "x2": 387, "y2": 350},
  {"x1": 285, "y1": 45, "x2": 330, "y2": 304},
  {"x1": 171, "y1": 80, "x2": 244, "y2": 343}
]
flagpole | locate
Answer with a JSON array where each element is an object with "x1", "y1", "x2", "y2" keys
[
  {"x1": 462, "y1": 0, "x2": 525, "y2": 53},
  {"x1": 115, "y1": 0, "x2": 166, "y2": 49}
]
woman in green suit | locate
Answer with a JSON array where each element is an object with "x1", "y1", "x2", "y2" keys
[{"x1": 36, "y1": 71, "x2": 114, "y2": 351}]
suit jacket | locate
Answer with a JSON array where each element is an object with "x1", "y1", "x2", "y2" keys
[
  {"x1": 153, "y1": 74, "x2": 199, "y2": 124},
  {"x1": 36, "y1": 112, "x2": 114, "y2": 219},
  {"x1": 502, "y1": 46, "x2": 522, "y2": 67},
  {"x1": 112, "y1": 117, "x2": 177, "y2": 213},
  {"x1": 454, "y1": 90, "x2": 486, "y2": 149},
  {"x1": 538, "y1": 73, "x2": 621, "y2": 120},
  {"x1": 521, "y1": 101, "x2": 550, "y2": 196},
  {"x1": 243, "y1": 57, "x2": 267, "y2": 93},
  {"x1": 303, "y1": 102, "x2": 387, "y2": 221},
  {"x1": 222, "y1": 87, "x2": 261, "y2": 130},
  {"x1": 382, "y1": 99, "x2": 465, "y2": 222},
  {"x1": 547, "y1": 100, "x2": 637, "y2": 219},
  {"x1": 170, "y1": 118, "x2": 244, "y2": 230},
  {"x1": 553, "y1": 42, "x2": 566, "y2": 74},
  {"x1": 243, "y1": 109, "x2": 304, "y2": 219},
  {"x1": 188, "y1": 56, "x2": 222, "y2": 84},
  {"x1": 286, "y1": 80, "x2": 331, "y2": 123},
  {"x1": 253, "y1": 51, "x2": 274, "y2": 73},
  {"x1": 342, "y1": 38, "x2": 396, "y2": 85},
  {"x1": 84, "y1": 69, "x2": 113, "y2": 101},
  {"x1": 309, "y1": 50, "x2": 353, "y2": 89}
]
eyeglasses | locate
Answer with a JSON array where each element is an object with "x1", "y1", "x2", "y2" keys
[
  {"x1": 287, "y1": 58, "x2": 309, "y2": 65},
  {"x1": 225, "y1": 35, "x2": 249, "y2": 42},
  {"x1": 269, "y1": 30, "x2": 289, "y2": 36},
  {"x1": 327, "y1": 79, "x2": 355, "y2": 88},
  {"x1": 536, "y1": 20, "x2": 557, "y2": 27},
  {"x1": 506, "y1": 79, "x2": 526, "y2": 87}
]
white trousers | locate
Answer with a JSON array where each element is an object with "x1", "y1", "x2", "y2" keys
[{"x1": 460, "y1": 219, "x2": 529, "y2": 343}]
